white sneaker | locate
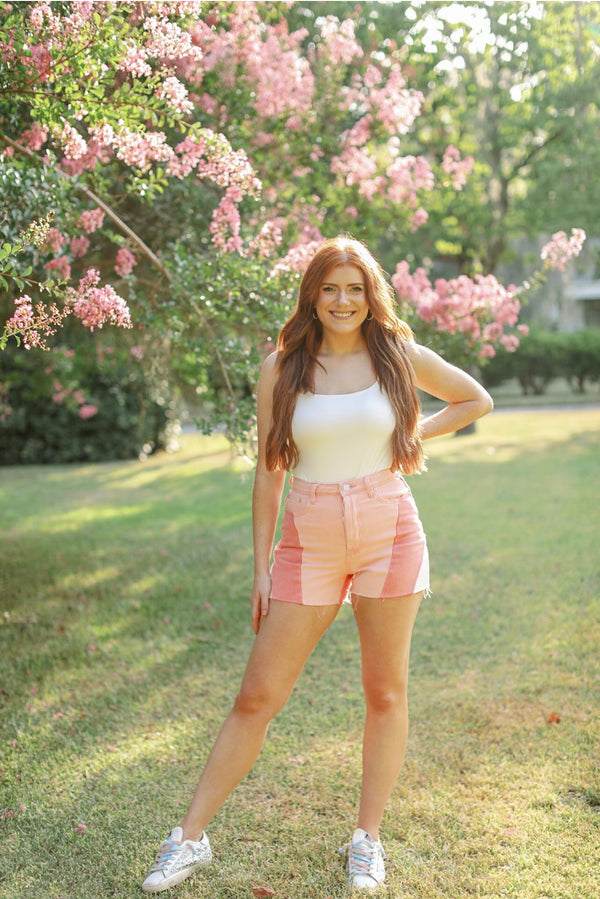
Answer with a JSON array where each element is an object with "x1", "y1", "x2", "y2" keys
[
  {"x1": 344, "y1": 828, "x2": 386, "y2": 890},
  {"x1": 142, "y1": 826, "x2": 212, "y2": 893}
]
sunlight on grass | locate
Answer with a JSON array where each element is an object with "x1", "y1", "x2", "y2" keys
[
  {"x1": 1, "y1": 419, "x2": 598, "y2": 899},
  {"x1": 424, "y1": 407, "x2": 600, "y2": 464}
]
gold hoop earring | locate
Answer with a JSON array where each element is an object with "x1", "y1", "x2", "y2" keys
[
  {"x1": 366, "y1": 310, "x2": 373, "y2": 321},
  {"x1": 312, "y1": 309, "x2": 319, "y2": 320}
]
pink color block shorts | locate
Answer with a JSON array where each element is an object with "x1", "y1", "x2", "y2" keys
[{"x1": 270, "y1": 468, "x2": 429, "y2": 606}]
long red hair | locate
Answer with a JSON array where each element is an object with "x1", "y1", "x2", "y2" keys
[{"x1": 266, "y1": 236, "x2": 425, "y2": 474}]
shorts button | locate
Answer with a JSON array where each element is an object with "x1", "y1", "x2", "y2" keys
[{"x1": 342, "y1": 484, "x2": 350, "y2": 491}]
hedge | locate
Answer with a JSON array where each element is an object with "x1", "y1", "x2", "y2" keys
[
  {"x1": 0, "y1": 336, "x2": 169, "y2": 465},
  {"x1": 482, "y1": 328, "x2": 600, "y2": 395}
]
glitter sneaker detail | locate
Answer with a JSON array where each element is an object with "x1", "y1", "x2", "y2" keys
[{"x1": 142, "y1": 826, "x2": 212, "y2": 893}]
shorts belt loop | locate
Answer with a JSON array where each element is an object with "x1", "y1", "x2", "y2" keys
[
  {"x1": 365, "y1": 475, "x2": 375, "y2": 498},
  {"x1": 310, "y1": 482, "x2": 318, "y2": 503}
]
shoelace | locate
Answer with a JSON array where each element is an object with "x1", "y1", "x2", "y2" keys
[
  {"x1": 349, "y1": 841, "x2": 379, "y2": 876},
  {"x1": 149, "y1": 839, "x2": 180, "y2": 873}
]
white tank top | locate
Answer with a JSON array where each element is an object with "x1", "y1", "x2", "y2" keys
[{"x1": 291, "y1": 381, "x2": 395, "y2": 483}]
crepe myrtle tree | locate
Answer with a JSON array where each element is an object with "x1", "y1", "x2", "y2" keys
[{"x1": 0, "y1": 1, "x2": 585, "y2": 452}]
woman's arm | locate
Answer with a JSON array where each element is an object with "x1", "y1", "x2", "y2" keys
[
  {"x1": 251, "y1": 352, "x2": 286, "y2": 634},
  {"x1": 407, "y1": 343, "x2": 494, "y2": 440}
]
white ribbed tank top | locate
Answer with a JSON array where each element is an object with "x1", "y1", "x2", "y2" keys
[{"x1": 291, "y1": 381, "x2": 395, "y2": 483}]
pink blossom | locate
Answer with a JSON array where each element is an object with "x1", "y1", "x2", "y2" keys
[
  {"x1": 42, "y1": 227, "x2": 66, "y2": 254},
  {"x1": 270, "y1": 240, "x2": 323, "y2": 276},
  {"x1": 156, "y1": 76, "x2": 193, "y2": 115},
  {"x1": 387, "y1": 156, "x2": 435, "y2": 205},
  {"x1": 54, "y1": 122, "x2": 88, "y2": 160},
  {"x1": 392, "y1": 262, "x2": 525, "y2": 355},
  {"x1": 89, "y1": 124, "x2": 116, "y2": 147},
  {"x1": 286, "y1": 115, "x2": 303, "y2": 132},
  {"x1": 332, "y1": 145, "x2": 378, "y2": 188},
  {"x1": 78, "y1": 404, "x2": 98, "y2": 420},
  {"x1": 130, "y1": 345, "x2": 145, "y2": 361},
  {"x1": 254, "y1": 131, "x2": 276, "y2": 148},
  {"x1": 143, "y1": 15, "x2": 204, "y2": 63},
  {"x1": 27, "y1": 43, "x2": 53, "y2": 81},
  {"x1": 119, "y1": 44, "x2": 152, "y2": 78},
  {"x1": 73, "y1": 823, "x2": 87, "y2": 835},
  {"x1": 114, "y1": 129, "x2": 174, "y2": 171},
  {"x1": 70, "y1": 236, "x2": 90, "y2": 258},
  {"x1": 114, "y1": 248, "x2": 137, "y2": 277},
  {"x1": 52, "y1": 380, "x2": 68, "y2": 404},
  {"x1": 540, "y1": 228, "x2": 586, "y2": 271},
  {"x1": 20, "y1": 122, "x2": 48, "y2": 151},
  {"x1": 249, "y1": 219, "x2": 284, "y2": 258},
  {"x1": 254, "y1": 34, "x2": 314, "y2": 119},
  {"x1": 319, "y1": 16, "x2": 363, "y2": 66},
  {"x1": 44, "y1": 256, "x2": 71, "y2": 280},
  {"x1": 210, "y1": 189, "x2": 243, "y2": 253},
  {"x1": 4, "y1": 295, "x2": 70, "y2": 350},
  {"x1": 441, "y1": 145, "x2": 474, "y2": 190},
  {"x1": 68, "y1": 269, "x2": 132, "y2": 331},
  {"x1": 369, "y1": 66, "x2": 423, "y2": 136},
  {"x1": 77, "y1": 208, "x2": 105, "y2": 235},
  {"x1": 411, "y1": 209, "x2": 429, "y2": 231}
]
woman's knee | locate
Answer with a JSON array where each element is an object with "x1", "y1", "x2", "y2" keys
[
  {"x1": 233, "y1": 680, "x2": 287, "y2": 721},
  {"x1": 362, "y1": 677, "x2": 408, "y2": 714}
]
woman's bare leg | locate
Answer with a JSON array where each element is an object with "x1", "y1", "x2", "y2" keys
[
  {"x1": 179, "y1": 599, "x2": 340, "y2": 840},
  {"x1": 352, "y1": 592, "x2": 423, "y2": 840}
]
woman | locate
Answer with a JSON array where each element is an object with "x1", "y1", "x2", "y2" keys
[{"x1": 142, "y1": 236, "x2": 493, "y2": 893}]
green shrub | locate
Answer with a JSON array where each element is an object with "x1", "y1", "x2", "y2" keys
[
  {"x1": 0, "y1": 336, "x2": 169, "y2": 464},
  {"x1": 482, "y1": 328, "x2": 600, "y2": 395},
  {"x1": 561, "y1": 328, "x2": 600, "y2": 393}
]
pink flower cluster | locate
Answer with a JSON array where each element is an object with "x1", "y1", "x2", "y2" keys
[
  {"x1": 441, "y1": 145, "x2": 474, "y2": 190},
  {"x1": 247, "y1": 219, "x2": 285, "y2": 259},
  {"x1": 114, "y1": 248, "x2": 137, "y2": 277},
  {"x1": 392, "y1": 262, "x2": 528, "y2": 359},
  {"x1": 364, "y1": 64, "x2": 423, "y2": 136},
  {"x1": 270, "y1": 240, "x2": 323, "y2": 276},
  {"x1": 77, "y1": 208, "x2": 105, "y2": 234},
  {"x1": 156, "y1": 76, "x2": 193, "y2": 115},
  {"x1": 318, "y1": 16, "x2": 363, "y2": 66},
  {"x1": 187, "y1": 4, "x2": 314, "y2": 121},
  {"x1": 4, "y1": 295, "x2": 71, "y2": 350},
  {"x1": 68, "y1": 269, "x2": 132, "y2": 331},
  {"x1": 54, "y1": 121, "x2": 88, "y2": 160},
  {"x1": 540, "y1": 228, "x2": 587, "y2": 271},
  {"x1": 209, "y1": 188, "x2": 242, "y2": 254}
]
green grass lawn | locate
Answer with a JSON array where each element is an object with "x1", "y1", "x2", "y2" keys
[{"x1": 1, "y1": 410, "x2": 599, "y2": 899}]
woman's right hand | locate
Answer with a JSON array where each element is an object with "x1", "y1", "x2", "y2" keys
[{"x1": 251, "y1": 573, "x2": 272, "y2": 635}]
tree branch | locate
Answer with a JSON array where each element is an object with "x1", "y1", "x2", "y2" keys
[{"x1": 0, "y1": 132, "x2": 237, "y2": 402}]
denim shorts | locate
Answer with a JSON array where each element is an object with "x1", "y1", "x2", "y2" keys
[{"x1": 270, "y1": 468, "x2": 429, "y2": 606}]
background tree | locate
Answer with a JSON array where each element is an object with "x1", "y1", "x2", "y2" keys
[{"x1": 0, "y1": 1, "x2": 587, "y2": 460}]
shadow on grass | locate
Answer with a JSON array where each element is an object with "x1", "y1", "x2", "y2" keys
[{"x1": 1, "y1": 418, "x2": 599, "y2": 898}]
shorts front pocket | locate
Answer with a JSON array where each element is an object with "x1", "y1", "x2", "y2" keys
[
  {"x1": 371, "y1": 474, "x2": 411, "y2": 505},
  {"x1": 283, "y1": 490, "x2": 314, "y2": 517}
]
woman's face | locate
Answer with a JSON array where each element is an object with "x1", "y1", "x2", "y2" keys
[{"x1": 314, "y1": 263, "x2": 370, "y2": 335}]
